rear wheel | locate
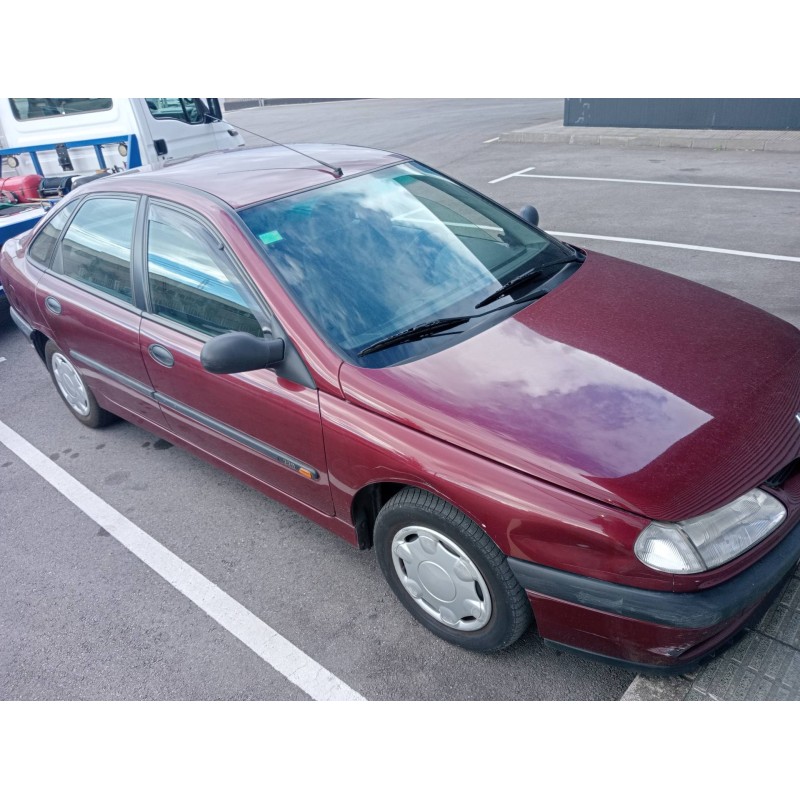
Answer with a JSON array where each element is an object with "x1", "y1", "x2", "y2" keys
[
  {"x1": 374, "y1": 487, "x2": 532, "y2": 651},
  {"x1": 45, "y1": 341, "x2": 115, "y2": 428}
]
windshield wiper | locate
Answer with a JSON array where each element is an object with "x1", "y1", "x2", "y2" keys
[
  {"x1": 358, "y1": 316, "x2": 471, "y2": 357},
  {"x1": 475, "y1": 252, "x2": 585, "y2": 309},
  {"x1": 357, "y1": 287, "x2": 554, "y2": 358}
]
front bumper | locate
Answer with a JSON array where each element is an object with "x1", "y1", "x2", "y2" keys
[{"x1": 509, "y1": 519, "x2": 800, "y2": 673}]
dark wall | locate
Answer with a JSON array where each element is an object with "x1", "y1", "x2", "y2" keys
[{"x1": 564, "y1": 99, "x2": 800, "y2": 130}]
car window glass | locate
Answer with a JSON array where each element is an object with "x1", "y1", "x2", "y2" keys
[
  {"x1": 58, "y1": 197, "x2": 136, "y2": 302},
  {"x1": 146, "y1": 204, "x2": 262, "y2": 338},
  {"x1": 239, "y1": 162, "x2": 562, "y2": 361},
  {"x1": 10, "y1": 98, "x2": 112, "y2": 121},
  {"x1": 145, "y1": 98, "x2": 203, "y2": 125},
  {"x1": 28, "y1": 202, "x2": 76, "y2": 266}
]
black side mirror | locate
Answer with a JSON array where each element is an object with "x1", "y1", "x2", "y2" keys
[
  {"x1": 519, "y1": 205, "x2": 539, "y2": 227},
  {"x1": 201, "y1": 332, "x2": 285, "y2": 374}
]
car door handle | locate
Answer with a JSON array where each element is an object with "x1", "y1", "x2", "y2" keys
[
  {"x1": 148, "y1": 343, "x2": 175, "y2": 368},
  {"x1": 44, "y1": 296, "x2": 62, "y2": 315}
]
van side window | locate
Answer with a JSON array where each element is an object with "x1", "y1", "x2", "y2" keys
[
  {"x1": 27, "y1": 202, "x2": 77, "y2": 267},
  {"x1": 10, "y1": 98, "x2": 112, "y2": 121},
  {"x1": 57, "y1": 197, "x2": 137, "y2": 302},
  {"x1": 145, "y1": 99, "x2": 204, "y2": 125}
]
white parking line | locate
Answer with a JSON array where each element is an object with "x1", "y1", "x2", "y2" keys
[
  {"x1": 483, "y1": 137, "x2": 500, "y2": 144},
  {"x1": 489, "y1": 167, "x2": 539, "y2": 184},
  {"x1": 546, "y1": 231, "x2": 800, "y2": 263},
  {"x1": 0, "y1": 419, "x2": 365, "y2": 702},
  {"x1": 492, "y1": 166, "x2": 800, "y2": 193}
]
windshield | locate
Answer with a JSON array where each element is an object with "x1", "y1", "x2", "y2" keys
[{"x1": 239, "y1": 162, "x2": 572, "y2": 365}]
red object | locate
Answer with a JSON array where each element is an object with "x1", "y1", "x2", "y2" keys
[
  {"x1": 2, "y1": 145, "x2": 800, "y2": 672},
  {"x1": 0, "y1": 174, "x2": 43, "y2": 203}
]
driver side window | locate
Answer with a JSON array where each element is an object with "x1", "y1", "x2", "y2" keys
[
  {"x1": 146, "y1": 204, "x2": 263, "y2": 338},
  {"x1": 145, "y1": 98, "x2": 204, "y2": 125}
]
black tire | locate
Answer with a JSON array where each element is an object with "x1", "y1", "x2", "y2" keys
[
  {"x1": 45, "y1": 340, "x2": 115, "y2": 428},
  {"x1": 374, "y1": 487, "x2": 532, "y2": 652}
]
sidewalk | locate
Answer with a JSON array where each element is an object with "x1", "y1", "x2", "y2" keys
[
  {"x1": 622, "y1": 564, "x2": 800, "y2": 700},
  {"x1": 500, "y1": 120, "x2": 800, "y2": 153}
]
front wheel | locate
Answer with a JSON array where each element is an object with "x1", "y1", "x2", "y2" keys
[{"x1": 374, "y1": 487, "x2": 532, "y2": 651}]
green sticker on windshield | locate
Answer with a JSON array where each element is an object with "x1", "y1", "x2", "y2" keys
[{"x1": 259, "y1": 230, "x2": 283, "y2": 245}]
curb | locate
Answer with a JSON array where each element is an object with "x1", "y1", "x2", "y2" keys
[
  {"x1": 499, "y1": 129, "x2": 800, "y2": 153},
  {"x1": 620, "y1": 674, "x2": 693, "y2": 701}
]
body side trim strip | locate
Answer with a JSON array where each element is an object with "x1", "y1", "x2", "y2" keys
[{"x1": 69, "y1": 349, "x2": 319, "y2": 480}]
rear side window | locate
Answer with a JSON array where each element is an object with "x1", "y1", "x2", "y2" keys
[
  {"x1": 146, "y1": 204, "x2": 262, "y2": 337},
  {"x1": 10, "y1": 98, "x2": 113, "y2": 121},
  {"x1": 27, "y1": 202, "x2": 77, "y2": 267},
  {"x1": 57, "y1": 197, "x2": 137, "y2": 302}
]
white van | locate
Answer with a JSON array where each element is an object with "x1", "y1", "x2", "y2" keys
[{"x1": 0, "y1": 98, "x2": 244, "y2": 177}]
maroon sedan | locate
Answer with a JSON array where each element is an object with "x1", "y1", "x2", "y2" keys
[{"x1": 2, "y1": 144, "x2": 799, "y2": 671}]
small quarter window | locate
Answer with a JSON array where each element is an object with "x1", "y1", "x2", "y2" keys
[
  {"x1": 146, "y1": 204, "x2": 262, "y2": 337},
  {"x1": 28, "y1": 202, "x2": 77, "y2": 267},
  {"x1": 58, "y1": 197, "x2": 137, "y2": 302}
]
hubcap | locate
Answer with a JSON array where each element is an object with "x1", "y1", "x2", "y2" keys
[
  {"x1": 51, "y1": 353, "x2": 90, "y2": 416},
  {"x1": 391, "y1": 525, "x2": 492, "y2": 631}
]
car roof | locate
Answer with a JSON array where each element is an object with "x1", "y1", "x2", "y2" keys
[{"x1": 107, "y1": 144, "x2": 409, "y2": 209}]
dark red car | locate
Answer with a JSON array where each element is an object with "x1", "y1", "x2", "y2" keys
[{"x1": 2, "y1": 144, "x2": 799, "y2": 671}]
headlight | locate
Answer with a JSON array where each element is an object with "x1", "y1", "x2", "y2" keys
[{"x1": 635, "y1": 489, "x2": 786, "y2": 574}]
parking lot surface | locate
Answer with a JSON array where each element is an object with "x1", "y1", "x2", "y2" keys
[{"x1": 2, "y1": 99, "x2": 798, "y2": 700}]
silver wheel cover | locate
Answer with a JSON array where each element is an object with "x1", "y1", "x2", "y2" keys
[
  {"x1": 391, "y1": 525, "x2": 492, "y2": 631},
  {"x1": 51, "y1": 353, "x2": 90, "y2": 416}
]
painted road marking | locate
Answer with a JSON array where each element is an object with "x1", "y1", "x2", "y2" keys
[
  {"x1": 0, "y1": 419, "x2": 365, "y2": 702},
  {"x1": 0, "y1": 357, "x2": 6, "y2": 363},
  {"x1": 545, "y1": 232, "x2": 800, "y2": 263},
  {"x1": 483, "y1": 137, "x2": 500, "y2": 144},
  {"x1": 489, "y1": 167, "x2": 539, "y2": 184},
  {"x1": 491, "y1": 166, "x2": 800, "y2": 193}
]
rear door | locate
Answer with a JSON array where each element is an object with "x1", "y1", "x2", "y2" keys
[
  {"x1": 33, "y1": 194, "x2": 165, "y2": 426},
  {"x1": 137, "y1": 200, "x2": 334, "y2": 514}
]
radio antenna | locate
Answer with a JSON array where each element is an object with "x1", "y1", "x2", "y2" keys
[{"x1": 205, "y1": 106, "x2": 343, "y2": 178}]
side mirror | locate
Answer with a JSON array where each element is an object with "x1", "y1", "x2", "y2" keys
[
  {"x1": 201, "y1": 332, "x2": 285, "y2": 374},
  {"x1": 519, "y1": 205, "x2": 539, "y2": 227}
]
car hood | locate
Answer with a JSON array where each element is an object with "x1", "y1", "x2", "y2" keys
[{"x1": 339, "y1": 251, "x2": 800, "y2": 520}]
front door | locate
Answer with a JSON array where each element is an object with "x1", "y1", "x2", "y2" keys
[
  {"x1": 135, "y1": 98, "x2": 233, "y2": 164},
  {"x1": 137, "y1": 201, "x2": 334, "y2": 514}
]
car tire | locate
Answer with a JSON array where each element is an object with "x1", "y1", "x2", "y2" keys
[
  {"x1": 45, "y1": 341, "x2": 115, "y2": 428},
  {"x1": 374, "y1": 487, "x2": 532, "y2": 651}
]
